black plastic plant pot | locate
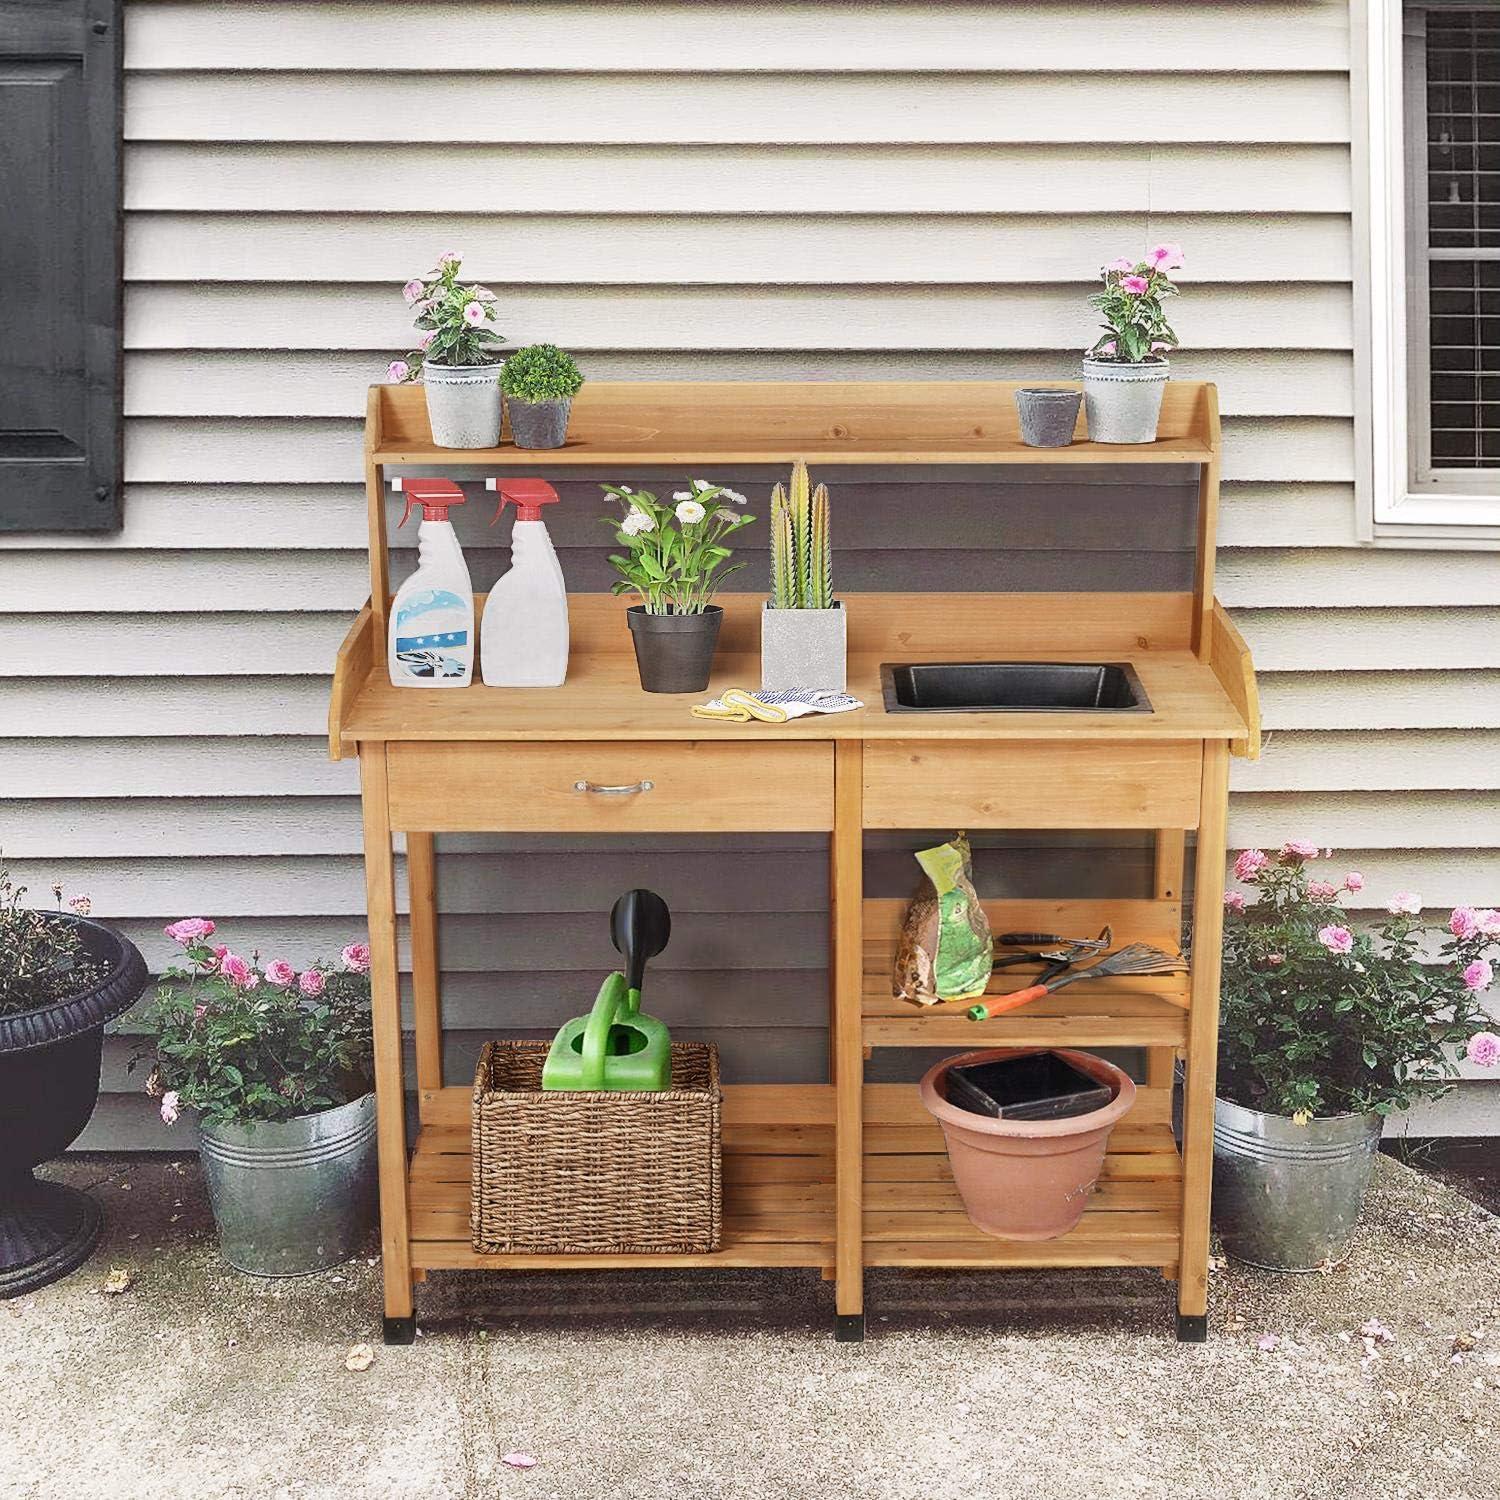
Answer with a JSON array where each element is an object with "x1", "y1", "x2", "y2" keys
[
  {"x1": 626, "y1": 605, "x2": 723, "y2": 694},
  {"x1": 505, "y1": 396, "x2": 572, "y2": 450},
  {"x1": 0, "y1": 917, "x2": 148, "y2": 1298}
]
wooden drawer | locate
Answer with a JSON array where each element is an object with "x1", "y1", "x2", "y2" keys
[
  {"x1": 862, "y1": 740, "x2": 1201, "y2": 829},
  {"x1": 386, "y1": 741, "x2": 833, "y2": 832}
]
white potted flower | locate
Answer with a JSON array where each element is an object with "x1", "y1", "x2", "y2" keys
[
  {"x1": 387, "y1": 252, "x2": 505, "y2": 448},
  {"x1": 1081, "y1": 244, "x2": 1184, "y2": 443}
]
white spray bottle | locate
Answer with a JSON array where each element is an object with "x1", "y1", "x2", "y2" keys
[
  {"x1": 480, "y1": 477, "x2": 569, "y2": 687},
  {"x1": 387, "y1": 477, "x2": 474, "y2": 687}
]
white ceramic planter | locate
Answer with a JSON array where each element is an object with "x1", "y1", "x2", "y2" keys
[
  {"x1": 1081, "y1": 357, "x2": 1169, "y2": 444},
  {"x1": 760, "y1": 602, "x2": 846, "y2": 692},
  {"x1": 423, "y1": 362, "x2": 503, "y2": 448}
]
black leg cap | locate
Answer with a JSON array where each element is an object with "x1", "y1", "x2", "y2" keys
[
  {"x1": 383, "y1": 1315, "x2": 416, "y2": 1346},
  {"x1": 835, "y1": 1313, "x2": 865, "y2": 1343},
  {"x1": 1176, "y1": 1313, "x2": 1208, "y2": 1343}
]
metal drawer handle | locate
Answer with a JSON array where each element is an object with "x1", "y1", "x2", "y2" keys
[{"x1": 574, "y1": 778, "x2": 654, "y2": 796}]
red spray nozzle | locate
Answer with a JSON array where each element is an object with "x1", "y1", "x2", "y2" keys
[
  {"x1": 392, "y1": 477, "x2": 466, "y2": 526},
  {"x1": 485, "y1": 477, "x2": 560, "y2": 524}
]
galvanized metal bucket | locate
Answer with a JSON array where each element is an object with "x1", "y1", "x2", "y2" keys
[
  {"x1": 197, "y1": 1094, "x2": 378, "y2": 1277},
  {"x1": 1081, "y1": 357, "x2": 1169, "y2": 443},
  {"x1": 422, "y1": 361, "x2": 503, "y2": 448},
  {"x1": 1212, "y1": 1096, "x2": 1382, "y2": 1271}
]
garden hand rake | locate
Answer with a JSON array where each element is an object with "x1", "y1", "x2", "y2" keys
[{"x1": 965, "y1": 943, "x2": 1187, "y2": 1022}]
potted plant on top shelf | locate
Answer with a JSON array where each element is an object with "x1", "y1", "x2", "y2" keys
[
  {"x1": 387, "y1": 252, "x2": 506, "y2": 450},
  {"x1": 501, "y1": 343, "x2": 584, "y2": 450},
  {"x1": 762, "y1": 459, "x2": 845, "y2": 692},
  {"x1": 1214, "y1": 844, "x2": 1499, "y2": 1271},
  {"x1": 1082, "y1": 243, "x2": 1184, "y2": 444},
  {"x1": 602, "y1": 480, "x2": 754, "y2": 693},
  {"x1": 0, "y1": 863, "x2": 147, "y2": 1297},
  {"x1": 134, "y1": 925, "x2": 379, "y2": 1277}
]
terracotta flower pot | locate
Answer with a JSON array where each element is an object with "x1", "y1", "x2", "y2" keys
[{"x1": 918, "y1": 1047, "x2": 1136, "y2": 1240}]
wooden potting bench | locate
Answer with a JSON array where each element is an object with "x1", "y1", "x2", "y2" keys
[{"x1": 330, "y1": 381, "x2": 1258, "y2": 1344}]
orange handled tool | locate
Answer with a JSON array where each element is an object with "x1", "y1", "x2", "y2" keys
[{"x1": 966, "y1": 943, "x2": 1187, "y2": 1022}]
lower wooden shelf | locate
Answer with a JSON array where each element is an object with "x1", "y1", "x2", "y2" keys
[{"x1": 404, "y1": 1082, "x2": 1181, "y2": 1275}]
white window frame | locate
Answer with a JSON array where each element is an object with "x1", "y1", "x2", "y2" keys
[{"x1": 1355, "y1": 0, "x2": 1500, "y2": 545}]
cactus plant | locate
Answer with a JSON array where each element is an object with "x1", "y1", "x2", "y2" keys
[{"x1": 769, "y1": 458, "x2": 834, "y2": 609}]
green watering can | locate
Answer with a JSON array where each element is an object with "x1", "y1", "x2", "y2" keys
[{"x1": 541, "y1": 889, "x2": 673, "y2": 1091}]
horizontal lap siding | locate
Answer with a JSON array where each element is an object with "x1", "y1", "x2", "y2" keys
[{"x1": 7, "y1": 0, "x2": 1480, "y2": 1141}]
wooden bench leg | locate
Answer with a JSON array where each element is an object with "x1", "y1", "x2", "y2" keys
[
  {"x1": 361, "y1": 745, "x2": 416, "y2": 1343},
  {"x1": 1177, "y1": 742, "x2": 1229, "y2": 1341},
  {"x1": 832, "y1": 743, "x2": 864, "y2": 1341}
]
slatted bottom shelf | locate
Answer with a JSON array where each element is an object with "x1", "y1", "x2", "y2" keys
[{"x1": 404, "y1": 1083, "x2": 1181, "y2": 1274}]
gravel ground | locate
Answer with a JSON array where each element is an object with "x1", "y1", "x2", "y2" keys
[{"x1": 2, "y1": 1153, "x2": 1497, "y2": 1500}]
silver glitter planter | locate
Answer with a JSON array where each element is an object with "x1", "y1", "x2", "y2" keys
[
  {"x1": 198, "y1": 1094, "x2": 378, "y2": 1277},
  {"x1": 423, "y1": 362, "x2": 503, "y2": 449},
  {"x1": 1081, "y1": 357, "x2": 1170, "y2": 444},
  {"x1": 760, "y1": 601, "x2": 846, "y2": 692},
  {"x1": 1211, "y1": 1096, "x2": 1382, "y2": 1271}
]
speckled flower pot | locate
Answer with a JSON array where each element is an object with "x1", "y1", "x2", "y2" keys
[
  {"x1": 760, "y1": 602, "x2": 846, "y2": 692},
  {"x1": 1081, "y1": 357, "x2": 1169, "y2": 444},
  {"x1": 423, "y1": 362, "x2": 503, "y2": 449},
  {"x1": 1015, "y1": 387, "x2": 1083, "y2": 448}
]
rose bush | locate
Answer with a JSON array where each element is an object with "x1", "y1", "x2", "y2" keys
[
  {"x1": 1219, "y1": 844, "x2": 1498, "y2": 1120},
  {"x1": 133, "y1": 922, "x2": 374, "y2": 1128}
]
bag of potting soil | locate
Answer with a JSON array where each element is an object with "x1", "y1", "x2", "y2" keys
[{"x1": 892, "y1": 834, "x2": 993, "y2": 1007}]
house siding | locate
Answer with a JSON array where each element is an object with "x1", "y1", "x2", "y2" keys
[{"x1": 2, "y1": 0, "x2": 1493, "y2": 1143}]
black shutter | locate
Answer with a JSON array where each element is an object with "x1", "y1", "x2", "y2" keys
[{"x1": 0, "y1": 0, "x2": 121, "y2": 532}]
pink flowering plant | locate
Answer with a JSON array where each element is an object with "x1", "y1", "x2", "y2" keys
[
  {"x1": 1087, "y1": 244, "x2": 1184, "y2": 364},
  {"x1": 133, "y1": 922, "x2": 374, "y2": 1128},
  {"x1": 1220, "y1": 844, "x2": 1498, "y2": 1121},
  {"x1": 387, "y1": 252, "x2": 504, "y2": 384},
  {"x1": 0, "y1": 859, "x2": 104, "y2": 1015}
]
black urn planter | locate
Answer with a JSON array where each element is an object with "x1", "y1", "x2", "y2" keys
[{"x1": 0, "y1": 918, "x2": 147, "y2": 1298}]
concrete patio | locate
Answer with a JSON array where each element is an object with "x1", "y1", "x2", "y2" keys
[{"x1": 4, "y1": 1152, "x2": 1497, "y2": 1500}]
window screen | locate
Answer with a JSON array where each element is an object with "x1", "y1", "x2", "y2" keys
[{"x1": 1411, "y1": 5, "x2": 1500, "y2": 481}]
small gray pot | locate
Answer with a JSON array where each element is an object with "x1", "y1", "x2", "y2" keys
[
  {"x1": 1211, "y1": 1095, "x2": 1382, "y2": 1271},
  {"x1": 197, "y1": 1093, "x2": 378, "y2": 1276},
  {"x1": 761, "y1": 601, "x2": 846, "y2": 692},
  {"x1": 1015, "y1": 387, "x2": 1082, "y2": 447},
  {"x1": 627, "y1": 605, "x2": 723, "y2": 693},
  {"x1": 1081, "y1": 357, "x2": 1169, "y2": 444},
  {"x1": 423, "y1": 361, "x2": 503, "y2": 448},
  {"x1": 506, "y1": 395, "x2": 573, "y2": 450}
]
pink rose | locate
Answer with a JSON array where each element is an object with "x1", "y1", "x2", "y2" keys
[
  {"x1": 1476, "y1": 908, "x2": 1500, "y2": 935},
  {"x1": 1306, "y1": 880, "x2": 1339, "y2": 901},
  {"x1": 402, "y1": 278, "x2": 425, "y2": 304},
  {"x1": 160, "y1": 1090, "x2": 180, "y2": 1126},
  {"x1": 1223, "y1": 890, "x2": 1247, "y2": 914},
  {"x1": 1461, "y1": 958, "x2": 1493, "y2": 992},
  {"x1": 340, "y1": 942, "x2": 371, "y2": 974},
  {"x1": 1317, "y1": 925, "x2": 1354, "y2": 955},
  {"x1": 1281, "y1": 839, "x2": 1321, "y2": 862},
  {"x1": 1466, "y1": 1031, "x2": 1500, "y2": 1068},
  {"x1": 1120, "y1": 274, "x2": 1149, "y2": 295},
  {"x1": 1387, "y1": 892, "x2": 1422, "y2": 916},
  {"x1": 219, "y1": 953, "x2": 257, "y2": 990},
  {"x1": 299, "y1": 968, "x2": 326, "y2": 998},
  {"x1": 207, "y1": 943, "x2": 229, "y2": 970},
  {"x1": 1233, "y1": 848, "x2": 1269, "y2": 882},
  {"x1": 164, "y1": 918, "x2": 216, "y2": 945},
  {"x1": 387, "y1": 360, "x2": 410, "y2": 383},
  {"x1": 462, "y1": 300, "x2": 486, "y2": 327},
  {"x1": 1148, "y1": 243, "x2": 1185, "y2": 271},
  {"x1": 264, "y1": 959, "x2": 296, "y2": 988},
  {"x1": 1450, "y1": 907, "x2": 1481, "y2": 940},
  {"x1": 1105, "y1": 257, "x2": 1135, "y2": 273},
  {"x1": 1343, "y1": 871, "x2": 1365, "y2": 893}
]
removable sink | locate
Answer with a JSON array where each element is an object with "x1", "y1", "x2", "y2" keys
[{"x1": 880, "y1": 661, "x2": 1152, "y2": 714}]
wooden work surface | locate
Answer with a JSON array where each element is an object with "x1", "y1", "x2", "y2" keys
[
  {"x1": 332, "y1": 593, "x2": 1254, "y2": 752},
  {"x1": 369, "y1": 380, "x2": 1217, "y2": 467}
]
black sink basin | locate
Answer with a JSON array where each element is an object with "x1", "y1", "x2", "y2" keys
[{"x1": 881, "y1": 661, "x2": 1151, "y2": 714}]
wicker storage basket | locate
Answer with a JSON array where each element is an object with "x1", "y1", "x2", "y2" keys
[{"x1": 470, "y1": 1039, "x2": 722, "y2": 1255}]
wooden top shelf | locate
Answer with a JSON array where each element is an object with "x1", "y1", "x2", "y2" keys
[{"x1": 368, "y1": 379, "x2": 1219, "y2": 467}]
